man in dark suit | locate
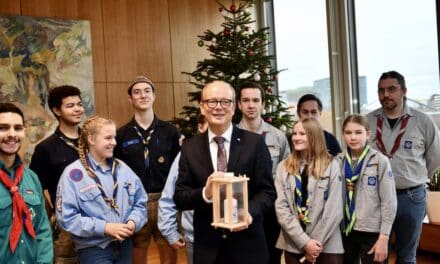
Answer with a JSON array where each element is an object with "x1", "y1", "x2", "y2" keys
[{"x1": 174, "y1": 80, "x2": 276, "y2": 264}]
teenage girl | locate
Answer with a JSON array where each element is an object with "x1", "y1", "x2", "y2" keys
[
  {"x1": 275, "y1": 118, "x2": 344, "y2": 264},
  {"x1": 338, "y1": 114, "x2": 397, "y2": 264},
  {"x1": 56, "y1": 116, "x2": 147, "y2": 263}
]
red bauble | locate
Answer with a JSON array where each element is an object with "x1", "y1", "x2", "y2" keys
[
  {"x1": 223, "y1": 28, "x2": 231, "y2": 36},
  {"x1": 230, "y1": 4, "x2": 236, "y2": 12},
  {"x1": 267, "y1": 87, "x2": 273, "y2": 93},
  {"x1": 266, "y1": 117, "x2": 273, "y2": 123},
  {"x1": 247, "y1": 49, "x2": 254, "y2": 56},
  {"x1": 272, "y1": 74, "x2": 277, "y2": 81}
]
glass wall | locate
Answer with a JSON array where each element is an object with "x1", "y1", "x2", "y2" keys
[
  {"x1": 272, "y1": 1, "x2": 334, "y2": 131},
  {"x1": 355, "y1": 0, "x2": 439, "y2": 126}
]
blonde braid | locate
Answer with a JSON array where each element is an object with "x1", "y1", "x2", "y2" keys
[{"x1": 77, "y1": 115, "x2": 114, "y2": 178}]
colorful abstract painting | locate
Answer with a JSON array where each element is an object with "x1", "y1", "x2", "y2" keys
[{"x1": 0, "y1": 16, "x2": 94, "y2": 163}]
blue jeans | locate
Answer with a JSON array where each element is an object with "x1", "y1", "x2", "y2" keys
[
  {"x1": 393, "y1": 185, "x2": 426, "y2": 264},
  {"x1": 77, "y1": 239, "x2": 132, "y2": 264}
]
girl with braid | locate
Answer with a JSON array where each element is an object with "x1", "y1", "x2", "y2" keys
[
  {"x1": 56, "y1": 116, "x2": 147, "y2": 263},
  {"x1": 336, "y1": 114, "x2": 396, "y2": 264},
  {"x1": 275, "y1": 118, "x2": 343, "y2": 264}
]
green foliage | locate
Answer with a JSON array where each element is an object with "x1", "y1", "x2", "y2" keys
[
  {"x1": 428, "y1": 169, "x2": 440, "y2": 191},
  {"x1": 172, "y1": 0, "x2": 294, "y2": 138}
]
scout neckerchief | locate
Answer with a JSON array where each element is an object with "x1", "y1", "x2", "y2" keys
[
  {"x1": 133, "y1": 126, "x2": 155, "y2": 168},
  {"x1": 376, "y1": 114, "x2": 409, "y2": 159},
  {"x1": 59, "y1": 135, "x2": 79, "y2": 151},
  {"x1": 0, "y1": 163, "x2": 36, "y2": 252},
  {"x1": 84, "y1": 157, "x2": 120, "y2": 214},
  {"x1": 294, "y1": 165, "x2": 311, "y2": 226},
  {"x1": 57, "y1": 128, "x2": 80, "y2": 151},
  {"x1": 343, "y1": 145, "x2": 369, "y2": 236}
]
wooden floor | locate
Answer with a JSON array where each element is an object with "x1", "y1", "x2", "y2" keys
[{"x1": 146, "y1": 241, "x2": 440, "y2": 263}]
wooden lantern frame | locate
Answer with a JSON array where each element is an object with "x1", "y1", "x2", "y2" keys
[{"x1": 211, "y1": 173, "x2": 249, "y2": 230}]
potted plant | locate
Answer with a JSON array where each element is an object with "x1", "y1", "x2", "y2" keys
[{"x1": 427, "y1": 169, "x2": 440, "y2": 225}]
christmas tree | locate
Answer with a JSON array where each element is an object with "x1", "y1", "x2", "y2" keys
[{"x1": 173, "y1": 0, "x2": 294, "y2": 137}]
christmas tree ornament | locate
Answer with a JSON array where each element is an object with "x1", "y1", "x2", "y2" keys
[
  {"x1": 247, "y1": 49, "x2": 254, "y2": 56},
  {"x1": 280, "y1": 125, "x2": 287, "y2": 133},
  {"x1": 253, "y1": 73, "x2": 261, "y2": 81},
  {"x1": 223, "y1": 28, "x2": 231, "y2": 36},
  {"x1": 239, "y1": 72, "x2": 251, "y2": 79},
  {"x1": 263, "y1": 67, "x2": 270, "y2": 74},
  {"x1": 265, "y1": 117, "x2": 273, "y2": 123},
  {"x1": 273, "y1": 99, "x2": 279, "y2": 106},
  {"x1": 185, "y1": 116, "x2": 191, "y2": 121},
  {"x1": 197, "y1": 40, "x2": 204, "y2": 47},
  {"x1": 235, "y1": 25, "x2": 241, "y2": 32},
  {"x1": 211, "y1": 37, "x2": 217, "y2": 43},
  {"x1": 219, "y1": 7, "x2": 223, "y2": 12},
  {"x1": 267, "y1": 86, "x2": 273, "y2": 93},
  {"x1": 272, "y1": 74, "x2": 277, "y2": 81},
  {"x1": 230, "y1": 4, "x2": 236, "y2": 12},
  {"x1": 261, "y1": 109, "x2": 266, "y2": 115}
]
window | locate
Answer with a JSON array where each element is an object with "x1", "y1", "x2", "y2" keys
[
  {"x1": 355, "y1": 0, "x2": 440, "y2": 127},
  {"x1": 272, "y1": 1, "x2": 334, "y2": 132}
]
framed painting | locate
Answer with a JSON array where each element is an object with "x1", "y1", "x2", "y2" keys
[{"x1": 0, "y1": 15, "x2": 94, "y2": 163}]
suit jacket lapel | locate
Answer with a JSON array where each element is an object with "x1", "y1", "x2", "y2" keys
[
  {"x1": 228, "y1": 126, "x2": 242, "y2": 172},
  {"x1": 201, "y1": 131, "x2": 214, "y2": 173}
]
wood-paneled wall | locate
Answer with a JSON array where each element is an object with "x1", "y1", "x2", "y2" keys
[{"x1": 0, "y1": 0, "x2": 232, "y2": 127}]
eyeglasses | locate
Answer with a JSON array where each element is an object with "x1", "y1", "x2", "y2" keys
[{"x1": 201, "y1": 99, "x2": 234, "y2": 108}]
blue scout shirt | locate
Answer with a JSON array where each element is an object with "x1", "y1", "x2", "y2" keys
[
  {"x1": 158, "y1": 153, "x2": 194, "y2": 244},
  {"x1": 56, "y1": 155, "x2": 148, "y2": 250}
]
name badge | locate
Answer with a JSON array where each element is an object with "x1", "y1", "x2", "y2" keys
[{"x1": 122, "y1": 139, "x2": 140, "y2": 148}]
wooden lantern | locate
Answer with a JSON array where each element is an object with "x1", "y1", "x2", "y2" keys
[{"x1": 211, "y1": 172, "x2": 249, "y2": 231}]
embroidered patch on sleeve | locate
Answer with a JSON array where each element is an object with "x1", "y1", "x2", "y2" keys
[
  {"x1": 69, "y1": 169, "x2": 83, "y2": 182},
  {"x1": 56, "y1": 197, "x2": 62, "y2": 212},
  {"x1": 404, "y1": 140, "x2": 413, "y2": 149},
  {"x1": 388, "y1": 170, "x2": 393, "y2": 178}
]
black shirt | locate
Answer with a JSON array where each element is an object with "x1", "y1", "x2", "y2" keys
[
  {"x1": 114, "y1": 116, "x2": 180, "y2": 193},
  {"x1": 324, "y1": 130, "x2": 342, "y2": 156},
  {"x1": 29, "y1": 127, "x2": 79, "y2": 206}
]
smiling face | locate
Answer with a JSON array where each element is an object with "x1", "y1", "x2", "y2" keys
[
  {"x1": 291, "y1": 121, "x2": 309, "y2": 153},
  {"x1": 129, "y1": 82, "x2": 156, "y2": 112},
  {"x1": 0, "y1": 112, "x2": 25, "y2": 159},
  {"x1": 53, "y1": 95, "x2": 84, "y2": 126},
  {"x1": 200, "y1": 81, "x2": 236, "y2": 135},
  {"x1": 88, "y1": 123, "x2": 117, "y2": 162}
]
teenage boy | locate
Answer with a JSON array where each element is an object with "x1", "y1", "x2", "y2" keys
[
  {"x1": 30, "y1": 85, "x2": 84, "y2": 263},
  {"x1": 114, "y1": 75, "x2": 180, "y2": 264}
]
